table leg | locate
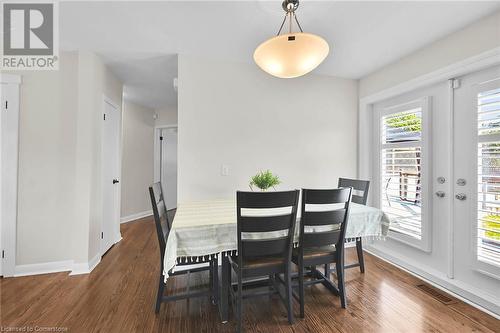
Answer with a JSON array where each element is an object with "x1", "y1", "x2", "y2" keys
[{"x1": 219, "y1": 252, "x2": 230, "y2": 323}]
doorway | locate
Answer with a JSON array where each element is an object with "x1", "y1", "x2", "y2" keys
[
  {"x1": 101, "y1": 97, "x2": 122, "y2": 256},
  {"x1": 154, "y1": 126, "x2": 178, "y2": 209}
]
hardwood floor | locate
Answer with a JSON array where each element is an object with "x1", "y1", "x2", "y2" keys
[{"x1": 1, "y1": 216, "x2": 499, "y2": 333}]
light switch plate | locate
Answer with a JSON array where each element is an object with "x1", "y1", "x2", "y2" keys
[{"x1": 221, "y1": 164, "x2": 229, "y2": 176}]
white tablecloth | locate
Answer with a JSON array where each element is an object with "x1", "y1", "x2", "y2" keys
[{"x1": 164, "y1": 199, "x2": 390, "y2": 278}]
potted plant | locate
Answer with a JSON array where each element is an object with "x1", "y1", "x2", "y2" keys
[{"x1": 249, "y1": 170, "x2": 281, "y2": 191}]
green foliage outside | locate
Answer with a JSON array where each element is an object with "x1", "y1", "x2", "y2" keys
[
  {"x1": 386, "y1": 113, "x2": 422, "y2": 132},
  {"x1": 483, "y1": 215, "x2": 500, "y2": 241},
  {"x1": 249, "y1": 170, "x2": 280, "y2": 191}
]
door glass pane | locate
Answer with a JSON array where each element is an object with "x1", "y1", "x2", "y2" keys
[
  {"x1": 477, "y1": 142, "x2": 500, "y2": 266},
  {"x1": 381, "y1": 108, "x2": 423, "y2": 239},
  {"x1": 477, "y1": 86, "x2": 500, "y2": 266}
]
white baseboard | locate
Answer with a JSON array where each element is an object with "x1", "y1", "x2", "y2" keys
[
  {"x1": 15, "y1": 260, "x2": 73, "y2": 277},
  {"x1": 365, "y1": 245, "x2": 500, "y2": 319},
  {"x1": 120, "y1": 210, "x2": 152, "y2": 223},
  {"x1": 70, "y1": 253, "x2": 101, "y2": 276}
]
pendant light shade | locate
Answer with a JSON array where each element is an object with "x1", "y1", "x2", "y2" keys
[
  {"x1": 254, "y1": 32, "x2": 329, "y2": 79},
  {"x1": 254, "y1": 0, "x2": 329, "y2": 79}
]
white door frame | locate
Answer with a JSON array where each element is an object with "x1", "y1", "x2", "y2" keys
[
  {"x1": 0, "y1": 73, "x2": 21, "y2": 277},
  {"x1": 153, "y1": 124, "x2": 178, "y2": 183},
  {"x1": 101, "y1": 95, "x2": 123, "y2": 257}
]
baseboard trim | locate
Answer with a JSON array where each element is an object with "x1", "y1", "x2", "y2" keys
[
  {"x1": 365, "y1": 245, "x2": 500, "y2": 319},
  {"x1": 14, "y1": 260, "x2": 73, "y2": 277},
  {"x1": 70, "y1": 254, "x2": 101, "y2": 276},
  {"x1": 120, "y1": 210, "x2": 152, "y2": 224}
]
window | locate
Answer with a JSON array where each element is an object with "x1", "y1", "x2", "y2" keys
[
  {"x1": 477, "y1": 87, "x2": 500, "y2": 267},
  {"x1": 377, "y1": 98, "x2": 430, "y2": 250}
]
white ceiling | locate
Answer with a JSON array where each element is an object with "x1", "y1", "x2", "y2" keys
[{"x1": 60, "y1": 1, "x2": 500, "y2": 109}]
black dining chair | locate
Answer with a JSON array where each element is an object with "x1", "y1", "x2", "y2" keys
[
  {"x1": 149, "y1": 182, "x2": 218, "y2": 313},
  {"x1": 338, "y1": 178, "x2": 370, "y2": 273},
  {"x1": 292, "y1": 187, "x2": 352, "y2": 317},
  {"x1": 227, "y1": 190, "x2": 300, "y2": 332}
]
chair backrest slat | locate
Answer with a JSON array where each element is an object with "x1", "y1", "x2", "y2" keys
[
  {"x1": 237, "y1": 190, "x2": 299, "y2": 263},
  {"x1": 338, "y1": 178, "x2": 370, "y2": 205},
  {"x1": 303, "y1": 189, "x2": 351, "y2": 204},
  {"x1": 240, "y1": 214, "x2": 294, "y2": 232},
  {"x1": 149, "y1": 182, "x2": 170, "y2": 264},
  {"x1": 300, "y1": 188, "x2": 352, "y2": 250},
  {"x1": 238, "y1": 191, "x2": 298, "y2": 208},
  {"x1": 302, "y1": 230, "x2": 341, "y2": 248},
  {"x1": 242, "y1": 237, "x2": 290, "y2": 257},
  {"x1": 303, "y1": 209, "x2": 346, "y2": 226}
]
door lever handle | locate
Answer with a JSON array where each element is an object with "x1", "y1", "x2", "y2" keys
[{"x1": 113, "y1": 179, "x2": 119, "y2": 184}]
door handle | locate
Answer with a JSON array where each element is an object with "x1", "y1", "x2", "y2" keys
[
  {"x1": 455, "y1": 193, "x2": 466, "y2": 201},
  {"x1": 435, "y1": 191, "x2": 445, "y2": 198},
  {"x1": 113, "y1": 179, "x2": 119, "y2": 184}
]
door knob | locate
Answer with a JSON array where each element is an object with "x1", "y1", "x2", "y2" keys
[
  {"x1": 113, "y1": 179, "x2": 119, "y2": 184},
  {"x1": 455, "y1": 193, "x2": 466, "y2": 200},
  {"x1": 435, "y1": 191, "x2": 445, "y2": 198}
]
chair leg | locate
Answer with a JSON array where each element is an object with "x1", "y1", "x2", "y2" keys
[
  {"x1": 285, "y1": 266, "x2": 294, "y2": 324},
  {"x1": 155, "y1": 273, "x2": 165, "y2": 313},
  {"x1": 237, "y1": 271, "x2": 243, "y2": 333},
  {"x1": 298, "y1": 260, "x2": 305, "y2": 318},
  {"x1": 356, "y1": 238, "x2": 365, "y2": 273},
  {"x1": 210, "y1": 259, "x2": 219, "y2": 305},
  {"x1": 336, "y1": 255, "x2": 347, "y2": 309}
]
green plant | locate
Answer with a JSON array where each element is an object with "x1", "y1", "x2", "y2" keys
[
  {"x1": 386, "y1": 113, "x2": 422, "y2": 132},
  {"x1": 249, "y1": 170, "x2": 281, "y2": 191}
]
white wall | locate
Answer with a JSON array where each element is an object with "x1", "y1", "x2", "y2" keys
[
  {"x1": 121, "y1": 100, "x2": 155, "y2": 219},
  {"x1": 359, "y1": 10, "x2": 500, "y2": 97},
  {"x1": 10, "y1": 50, "x2": 123, "y2": 271},
  {"x1": 74, "y1": 50, "x2": 123, "y2": 266},
  {"x1": 155, "y1": 105, "x2": 178, "y2": 126},
  {"x1": 178, "y1": 55, "x2": 358, "y2": 202},
  {"x1": 14, "y1": 52, "x2": 78, "y2": 265}
]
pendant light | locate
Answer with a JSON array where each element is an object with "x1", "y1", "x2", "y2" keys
[{"x1": 253, "y1": 0, "x2": 329, "y2": 79}]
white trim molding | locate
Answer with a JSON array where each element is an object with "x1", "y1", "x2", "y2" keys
[
  {"x1": 14, "y1": 255, "x2": 103, "y2": 277},
  {"x1": 70, "y1": 254, "x2": 101, "y2": 276},
  {"x1": 15, "y1": 260, "x2": 73, "y2": 277},
  {"x1": 120, "y1": 210, "x2": 153, "y2": 224},
  {"x1": 1, "y1": 74, "x2": 21, "y2": 277}
]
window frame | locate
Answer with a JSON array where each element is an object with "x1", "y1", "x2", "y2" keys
[{"x1": 373, "y1": 97, "x2": 432, "y2": 252}]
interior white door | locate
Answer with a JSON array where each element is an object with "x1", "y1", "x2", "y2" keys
[
  {"x1": 453, "y1": 65, "x2": 500, "y2": 293},
  {"x1": 160, "y1": 128, "x2": 178, "y2": 209},
  {"x1": 101, "y1": 99, "x2": 121, "y2": 255}
]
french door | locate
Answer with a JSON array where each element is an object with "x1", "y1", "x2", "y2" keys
[
  {"x1": 371, "y1": 65, "x2": 500, "y2": 312},
  {"x1": 453, "y1": 65, "x2": 500, "y2": 290},
  {"x1": 373, "y1": 81, "x2": 451, "y2": 256}
]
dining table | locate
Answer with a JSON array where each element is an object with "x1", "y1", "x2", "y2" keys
[{"x1": 163, "y1": 198, "x2": 391, "y2": 322}]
